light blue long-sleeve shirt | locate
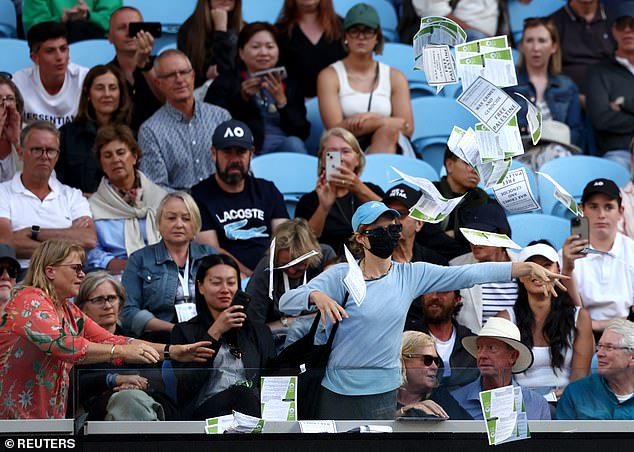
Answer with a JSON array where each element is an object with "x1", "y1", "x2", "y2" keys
[
  {"x1": 85, "y1": 218, "x2": 149, "y2": 271},
  {"x1": 279, "y1": 261, "x2": 512, "y2": 396}
]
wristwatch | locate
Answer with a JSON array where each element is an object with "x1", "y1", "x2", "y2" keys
[
  {"x1": 163, "y1": 344, "x2": 170, "y2": 360},
  {"x1": 31, "y1": 225, "x2": 40, "y2": 241}
]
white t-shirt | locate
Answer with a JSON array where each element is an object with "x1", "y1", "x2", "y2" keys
[
  {"x1": 412, "y1": 0, "x2": 499, "y2": 36},
  {"x1": 431, "y1": 328, "x2": 456, "y2": 378},
  {"x1": 0, "y1": 172, "x2": 92, "y2": 267},
  {"x1": 569, "y1": 233, "x2": 634, "y2": 320},
  {"x1": 12, "y1": 62, "x2": 88, "y2": 128}
]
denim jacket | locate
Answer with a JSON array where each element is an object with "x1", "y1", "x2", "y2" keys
[
  {"x1": 507, "y1": 70, "x2": 584, "y2": 148},
  {"x1": 120, "y1": 240, "x2": 216, "y2": 337}
]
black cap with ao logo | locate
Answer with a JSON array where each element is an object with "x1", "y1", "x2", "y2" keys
[
  {"x1": 581, "y1": 178, "x2": 621, "y2": 204},
  {"x1": 212, "y1": 119, "x2": 254, "y2": 150}
]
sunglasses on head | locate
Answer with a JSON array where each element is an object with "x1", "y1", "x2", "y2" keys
[
  {"x1": 361, "y1": 223, "x2": 402, "y2": 239},
  {"x1": 404, "y1": 353, "x2": 441, "y2": 367},
  {"x1": 0, "y1": 264, "x2": 19, "y2": 279}
]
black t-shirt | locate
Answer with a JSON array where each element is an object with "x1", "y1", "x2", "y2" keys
[
  {"x1": 191, "y1": 176, "x2": 289, "y2": 270},
  {"x1": 294, "y1": 182, "x2": 384, "y2": 255}
]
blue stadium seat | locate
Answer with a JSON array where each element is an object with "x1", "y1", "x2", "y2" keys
[
  {"x1": 537, "y1": 155, "x2": 631, "y2": 218},
  {"x1": 242, "y1": 0, "x2": 284, "y2": 23},
  {"x1": 1, "y1": 39, "x2": 32, "y2": 75},
  {"x1": 508, "y1": 213, "x2": 570, "y2": 249},
  {"x1": 123, "y1": 0, "x2": 196, "y2": 33},
  {"x1": 304, "y1": 97, "x2": 324, "y2": 156},
  {"x1": 411, "y1": 96, "x2": 476, "y2": 159},
  {"x1": 375, "y1": 42, "x2": 436, "y2": 98},
  {"x1": 363, "y1": 154, "x2": 438, "y2": 191},
  {"x1": 69, "y1": 40, "x2": 116, "y2": 69},
  {"x1": 0, "y1": 0, "x2": 17, "y2": 38},
  {"x1": 418, "y1": 138, "x2": 447, "y2": 175},
  {"x1": 251, "y1": 153, "x2": 319, "y2": 217},
  {"x1": 508, "y1": 0, "x2": 566, "y2": 44},
  {"x1": 334, "y1": 0, "x2": 399, "y2": 41}
]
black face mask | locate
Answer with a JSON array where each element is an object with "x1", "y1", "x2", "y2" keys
[{"x1": 363, "y1": 224, "x2": 402, "y2": 259}]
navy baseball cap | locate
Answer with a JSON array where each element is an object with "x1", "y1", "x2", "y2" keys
[
  {"x1": 212, "y1": 119, "x2": 254, "y2": 150},
  {"x1": 383, "y1": 183, "x2": 422, "y2": 210},
  {"x1": 581, "y1": 178, "x2": 621, "y2": 204}
]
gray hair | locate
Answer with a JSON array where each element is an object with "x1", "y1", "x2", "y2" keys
[
  {"x1": 605, "y1": 319, "x2": 634, "y2": 350},
  {"x1": 20, "y1": 120, "x2": 59, "y2": 148},
  {"x1": 154, "y1": 48, "x2": 192, "y2": 73},
  {"x1": 75, "y1": 271, "x2": 126, "y2": 313}
]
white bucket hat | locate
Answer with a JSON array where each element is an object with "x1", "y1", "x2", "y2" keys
[{"x1": 462, "y1": 317, "x2": 534, "y2": 373}]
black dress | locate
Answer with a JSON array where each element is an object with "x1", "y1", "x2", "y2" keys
[{"x1": 57, "y1": 120, "x2": 102, "y2": 193}]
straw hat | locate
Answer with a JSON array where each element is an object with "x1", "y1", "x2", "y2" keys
[{"x1": 462, "y1": 317, "x2": 534, "y2": 373}]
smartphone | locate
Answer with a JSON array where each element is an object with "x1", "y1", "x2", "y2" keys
[
  {"x1": 231, "y1": 290, "x2": 251, "y2": 312},
  {"x1": 325, "y1": 151, "x2": 342, "y2": 181},
  {"x1": 252, "y1": 66, "x2": 288, "y2": 80},
  {"x1": 570, "y1": 217, "x2": 589, "y2": 242},
  {"x1": 128, "y1": 22, "x2": 162, "y2": 38}
]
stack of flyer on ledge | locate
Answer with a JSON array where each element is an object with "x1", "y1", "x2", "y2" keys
[
  {"x1": 205, "y1": 411, "x2": 265, "y2": 434},
  {"x1": 479, "y1": 385, "x2": 530, "y2": 445}
]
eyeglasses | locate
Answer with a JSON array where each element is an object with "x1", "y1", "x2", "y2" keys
[
  {"x1": 346, "y1": 26, "x2": 378, "y2": 39},
  {"x1": 56, "y1": 263, "x2": 84, "y2": 276},
  {"x1": 0, "y1": 95, "x2": 16, "y2": 104},
  {"x1": 615, "y1": 17, "x2": 634, "y2": 31},
  {"x1": 29, "y1": 147, "x2": 60, "y2": 159},
  {"x1": 157, "y1": 68, "x2": 193, "y2": 80},
  {"x1": 361, "y1": 223, "x2": 402, "y2": 239},
  {"x1": 403, "y1": 354, "x2": 441, "y2": 367},
  {"x1": 87, "y1": 294, "x2": 119, "y2": 307},
  {"x1": 0, "y1": 264, "x2": 19, "y2": 279},
  {"x1": 230, "y1": 346, "x2": 243, "y2": 360},
  {"x1": 596, "y1": 343, "x2": 631, "y2": 353}
]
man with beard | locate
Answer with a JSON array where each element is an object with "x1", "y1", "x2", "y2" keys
[
  {"x1": 407, "y1": 290, "x2": 478, "y2": 388},
  {"x1": 192, "y1": 120, "x2": 289, "y2": 277}
]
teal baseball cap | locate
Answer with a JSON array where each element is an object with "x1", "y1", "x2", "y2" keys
[
  {"x1": 351, "y1": 201, "x2": 400, "y2": 231},
  {"x1": 343, "y1": 3, "x2": 381, "y2": 30}
]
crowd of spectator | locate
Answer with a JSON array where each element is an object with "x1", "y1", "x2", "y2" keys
[{"x1": 0, "y1": 0, "x2": 633, "y2": 423}]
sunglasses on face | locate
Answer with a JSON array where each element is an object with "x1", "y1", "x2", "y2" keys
[
  {"x1": 361, "y1": 223, "x2": 402, "y2": 239},
  {"x1": 0, "y1": 264, "x2": 19, "y2": 279},
  {"x1": 56, "y1": 263, "x2": 84, "y2": 276},
  {"x1": 403, "y1": 354, "x2": 441, "y2": 367}
]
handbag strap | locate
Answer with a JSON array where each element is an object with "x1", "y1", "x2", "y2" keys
[{"x1": 307, "y1": 292, "x2": 350, "y2": 345}]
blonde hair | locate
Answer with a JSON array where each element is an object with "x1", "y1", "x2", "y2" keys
[
  {"x1": 156, "y1": 191, "x2": 202, "y2": 234},
  {"x1": 400, "y1": 331, "x2": 436, "y2": 385},
  {"x1": 19, "y1": 240, "x2": 85, "y2": 304},
  {"x1": 272, "y1": 218, "x2": 322, "y2": 268},
  {"x1": 317, "y1": 127, "x2": 365, "y2": 176}
]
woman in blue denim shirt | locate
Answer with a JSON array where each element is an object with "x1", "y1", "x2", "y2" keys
[
  {"x1": 121, "y1": 192, "x2": 216, "y2": 343},
  {"x1": 509, "y1": 17, "x2": 584, "y2": 149}
]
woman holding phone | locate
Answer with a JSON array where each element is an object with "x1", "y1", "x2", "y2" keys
[
  {"x1": 171, "y1": 254, "x2": 276, "y2": 419},
  {"x1": 204, "y1": 21, "x2": 310, "y2": 154}
]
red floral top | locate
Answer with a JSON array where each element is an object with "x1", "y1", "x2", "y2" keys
[{"x1": 0, "y1": 288, "x2": 130, "y2": 419}]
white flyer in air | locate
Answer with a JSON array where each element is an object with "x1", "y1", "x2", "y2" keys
[
  {"x1": 457, "y1": 76, "x2": 521, "y2": 134},
  {"x1": 343, "y1": 245, "x2": 366, "y2": 306},
  {"x1": 455, "y1": 35, "x2": 509, "y2": 61},
  {"x1": 422, "y1": 44, "x2": 458, "y2": 90},
  {"x1": 460, "y1": 227, "x2": 521, "y2": 249},
  {"x1": 268, "y1": 237, "x2": 276, "y2": 299},
  {"x1": 476, "y1": 158, "x2": 512, "y2": 188},
  {"x1": 514, "y1": 92, "x2": 543, "y2": 145},
  {"x1": 274, "y1": 250, "x2": 319, "y2": 269},
  {"x1": 455, "y1": 127, "x2": 480, "y2": 167},
  {"x1": 536, "y1": 171, "x2": 583, "y2": 217},
  {"x1": 493, "y1": 168, "x2": 540, "y2": 213},
  {"x1": 475, "y1": 116, "x2": 524, "y2": 162},
  {"x1": 390, "y1": 166, "x2": 466, "y2": 223},
  {"x1": 457, "y1": 48, "x2": 517, "y2": 91},
  {"x1": 260, "y1": 376, "x2": 297, "y2": 421}
]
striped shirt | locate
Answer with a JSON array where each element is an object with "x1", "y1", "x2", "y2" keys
[{"x1": 481, "y1": 281, "x2": 518, "y2": 326}]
